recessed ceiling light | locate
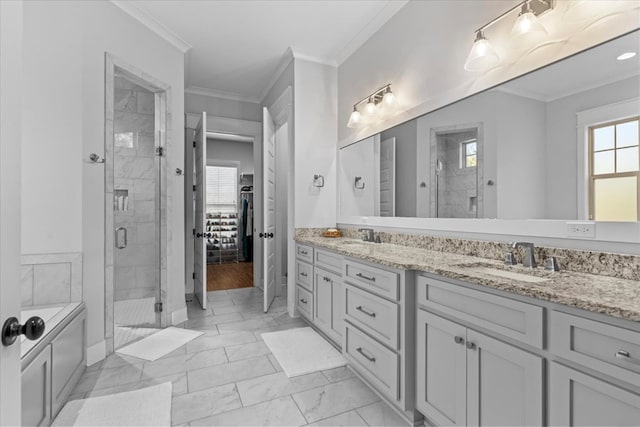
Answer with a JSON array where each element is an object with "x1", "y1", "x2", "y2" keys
[{"x1": 617, "y1": 52, "x2": 637, "y2": 61}]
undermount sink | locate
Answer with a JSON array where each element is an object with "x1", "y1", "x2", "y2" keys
[{"x1": 457, "y1": 262, "x2": 552, "y2": 284}]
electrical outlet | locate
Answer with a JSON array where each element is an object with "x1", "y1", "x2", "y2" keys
[{"x1": 567, "y1": 222, "x2": 596, "y2": 238}]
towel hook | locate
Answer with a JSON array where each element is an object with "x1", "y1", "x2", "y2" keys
[
  {"x1": 313, "y1": 174, "x2": 325, "y2": 188},
  {"x1": 354, "y1": 176, "x2": 365, "y2": 190}
]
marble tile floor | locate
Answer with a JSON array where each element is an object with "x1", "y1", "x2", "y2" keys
[{"x1": 68, "y1": 287, "x2": 408, "y2": 426}]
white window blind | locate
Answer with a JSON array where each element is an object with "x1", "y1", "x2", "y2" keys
[{"x1": 206, "y1": 166, "x2": 237, "y2": 212}]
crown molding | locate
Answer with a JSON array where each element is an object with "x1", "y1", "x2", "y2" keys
[
  {"x1": 290, "y1": 47, "x2": 337, "y2": 67},
  {"x1": 258, "y1": 48, "x2": 295, "y2": 104},
  {"x1": 185, "y1": 86, "x2": 260, "y2": 104},
  {"x1": 335, "y1": 0, "x2": 409, "y2": 65},
  {"x1": 110, "y1": 0, "x2": 192, "y2": 53}
]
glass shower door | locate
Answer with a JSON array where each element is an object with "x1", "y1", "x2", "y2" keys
[{"x1": 112, "y1": 75, "x2": 161, "y2": 349}]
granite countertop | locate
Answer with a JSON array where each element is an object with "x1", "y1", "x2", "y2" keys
[{"x1": 295, "y1": 236, "x2": 640, "y2": 323}]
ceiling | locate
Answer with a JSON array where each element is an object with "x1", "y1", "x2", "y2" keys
[
  {"x1": 500, "y1": 31, "x2": 640, "y2": 102},
  {"x1": 114, "y1": 0, "x2": 408, "y2": 103}
]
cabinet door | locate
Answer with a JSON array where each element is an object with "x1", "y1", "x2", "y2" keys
[
  {"x1": 331, "y1": 278, "x2": 344, "y2": 341},
  {"x1": 314, "y1": 269, "x2": 332, "y2": 335},
  {"x1": 51, "y1": 312, "x2": 86, "y2": 417},
  {"x1": 22, "y1": 345, "x2": 52, "y2": 427},
  {"x1": 416, "y1": 310, "x2": 467, "y2": 427},
  {"x1": 466, "y1": 330, "x2": 543, "y2": 427},
  {"x1": 549, "y1": 362, "x2": 640, "y2": 426}
]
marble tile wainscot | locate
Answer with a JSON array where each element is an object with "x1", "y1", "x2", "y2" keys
[{"x1": 293, "y1": 235, "x2": 640, "y2": 426}]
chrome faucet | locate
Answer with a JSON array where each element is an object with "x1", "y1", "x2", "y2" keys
[
  {"x1": 358, "y1": 228, "x2": 375, "y2": 242},
  {"x1": 512, "y1": 242, "x2": 537, "y2": 268}
]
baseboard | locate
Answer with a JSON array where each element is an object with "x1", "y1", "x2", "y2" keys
[
  {"x1": 87, "y1": 340, "x2": 106, "y2": 366},
  {"x1": 171, "y1": 307, "x2": 188, "y2": 325}
]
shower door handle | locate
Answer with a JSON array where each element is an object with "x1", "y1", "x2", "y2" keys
[{"x1": 115, "y1": 227, "x2": 127, "y2": 249}]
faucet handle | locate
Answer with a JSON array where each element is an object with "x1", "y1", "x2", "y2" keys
[
  {"x1": 544, "y1": 256, "x2": 560, "y2": 272},
  {"x1": 504, "y1": 251, "x2": 516, "y2": 265}
]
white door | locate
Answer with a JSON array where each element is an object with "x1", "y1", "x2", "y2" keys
[
  {"x1": 262, "y1": 107, "x2": 276, "y2": 312},
  {"x1": 379, "y1": 137, "x2": 396, "y2": 217},
  {"x1": 193, "y1": 112, "x2": 207, "y2": 309},
  {"x1": 1, "y1": 1, "x2": 24, "y2": 423}
]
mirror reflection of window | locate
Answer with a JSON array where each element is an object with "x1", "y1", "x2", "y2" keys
[
  {"x1": 461, "y1": 140, "x2": 477, "y2": 168},
  {"x1": 589, "y1": 117, "x2": 640, "y2": 221}
]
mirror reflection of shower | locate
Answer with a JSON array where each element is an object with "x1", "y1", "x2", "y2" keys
[{"x1": 432, "y1": 128, "x2": 481, "y2": 218}]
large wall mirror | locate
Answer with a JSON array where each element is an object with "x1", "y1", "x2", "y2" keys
[{"x1": 339, "y1": 31, "x2": 640, "y2": 225}]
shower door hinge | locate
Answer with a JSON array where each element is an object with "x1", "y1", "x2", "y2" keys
[
  {"x1": 156, "y1": 147, "x2": 164, "y2": 156},
  {"x1": 154, "y1": 302, "x2": 163, "y2": 313}
]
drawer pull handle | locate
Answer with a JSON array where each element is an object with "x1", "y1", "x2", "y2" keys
[
  {"x1": 300, "y1": 250, "x2": 308, "y2": 255},
  {"x1": 454, "y1": 336, "x2": 465, "y2": 345},
  {"x1": 356, "y1": 306, "x2": 376, "y2": 318},
  {"x1": 300, "y1": 272, "x2": 308, "y2": 277},
  {"x1": 300, "y1": 298, "x2": 308, "y2": 304},
  {"x1": 356, "y1": 272, "x2": 376, "y2": 282},
  {"x1": 324, "y1": 277, "x2": 331, "y2": 282},
  {"x1": 356, "y1": 347, "x2": 376, "y2": 363},
  {"x1": 466, "y1": 341, "x2": 476, "y2": 350},
  {"x1": 615, "y1": 350, "x2": 639, "y2": 364}
]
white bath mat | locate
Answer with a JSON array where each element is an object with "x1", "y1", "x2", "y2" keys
[
  {"x1": 117, "y1": 327, "x2": 203, "y2": 361},
  {"x1": 52, "y1": 382, "x2": 172, "y2": 426},
  {"x1": 262, "y1": 327, "x2": 347, "y2": 378}
]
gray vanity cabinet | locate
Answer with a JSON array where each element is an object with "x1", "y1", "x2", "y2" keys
[
  {"x1": 22, "y1": 345, "x2": 52, "y2": 427},
  {"x1": 549, "y1": 362, "x2": 640, "y2": 426},
  {"x1": 416, "y1": 310, "x2": 543, "y2": 427},
  {"x1": 313, "y1": 267, "x2": 343, "y2": 344}
]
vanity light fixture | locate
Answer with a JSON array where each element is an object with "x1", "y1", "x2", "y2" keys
[
  {"x1": 346, "y1": 84, "x2": 396, "y2": 128},
  {"x1": 465, "y1": 0, "x2": 553, "y2": 72}
]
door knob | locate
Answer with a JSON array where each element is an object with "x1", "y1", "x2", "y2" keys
[{"x1": 2, "y1": 316, "x2": 45, "y2": 346}]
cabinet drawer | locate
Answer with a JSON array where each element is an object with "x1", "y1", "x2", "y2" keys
[
  {"x1": 296, "y1": 285, "x2": 313, "y2": 320},
  {"x1": 550, "y1": 311, "x2": 640, "y2": 387},
  {"x1": 296, "y1": 261, "x2": 313, "y2": 291},
  {"x1": 344, "y1": 259, "x2": 399, "y2": 301},
  {"x1": 417, "y1": 275, "x2": 543, "y2": 348},
  {"x1": 314, "y1": 248, "x2": 342, "y2": 275},
  {"x1": 345, "y1": 284, "x2": 399, "y2": 350},
  {"x1": 345, "y1": 324, "x2": 400, "y2": 401},
  {"x1": 296, "y1": 244, "x2": 313, "y2": 263}
]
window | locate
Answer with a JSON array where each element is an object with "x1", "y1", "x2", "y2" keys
[
  {"x1": 206, "y1": 165, "x2": 237, "y2": 213},
  {"x1": 589, "y1": 117, "x2": 640, "y2": 221},
  {"x1": 461, "y1": 140, "x2": 477, "y2": 168}
]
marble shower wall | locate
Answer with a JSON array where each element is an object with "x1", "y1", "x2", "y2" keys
[{"x1": 113, "y1": 76, "x2": 158, "y2": 302}]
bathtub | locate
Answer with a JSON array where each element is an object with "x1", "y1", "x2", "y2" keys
[{"x1": 21, "y1": 302, "x2": 86, "y2": 426}]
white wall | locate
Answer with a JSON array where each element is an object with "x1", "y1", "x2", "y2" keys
[
  {"x1": 22, "y1": 1, "x2": 185, "y2": 351},
  {"x1": 294, "y1": 59, "x2": 338, "y2": 228},
  {"x1": 185, "y1": 92, "x2": 261, "y2": 122},
  {"x1": 207, "y1": 139, "x2": 254, "y2": 174},
  {"x1": 545, "y1": 76, "x2": 640, "y2": 219},
  {"x1": 339, "y1": 137, "x2": 376, "y2": 217}
]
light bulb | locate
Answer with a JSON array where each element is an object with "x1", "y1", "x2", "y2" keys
[
  {"x1": 512, "y1": 7, "x2": 547, "y2": 40},
  {"x1": 617, "y1": 52, "x2": 637, "y2": 61},
  {"x1": 347, "y1": 108, "x2": 362, "y2": 128},
  {"x1": 383, "y1": 89, "x2": 396, "y2": 106},
  {"x1": 464, "y1": 30, "x2": 499, "y2": 72},
  {"x1": 364, "y1": 98, "x2": 376, "y2": 115}
]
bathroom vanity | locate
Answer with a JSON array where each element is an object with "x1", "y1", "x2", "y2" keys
[{"x1": 294, "y1": 237, "x2": 640, "y2": 426}]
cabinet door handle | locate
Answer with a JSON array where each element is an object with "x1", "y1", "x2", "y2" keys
[
  {"x1": 615, "y1": 350, "x2": 639, "y2": 364},
  {"x1": 466, "y1": 341, "x2": 476, "y2": 350},
  {"x1": 356, "y1": 347, "x2": 376, "y2": 363},
  {"x1": 324, "y1": 277, "x2": 331, "y2": 282},
  {"x1": 454, "y1": 336, "x2": 465, "y2": 345},
  {"x1": 300, "y1": 272, "x2": 307, "y2": 277},
  {"x1": 356, "y1": 272, "x2": 376, "y2": 282},
  {"x1": 299, "y1": 298, "x2": 307, "y2": 304},
  {"x1": 300, "y1": 250, "x2": 308, "y2": 255},
  {"x1": 356, "y1": 306, "x2": 376, "y2": 318}
]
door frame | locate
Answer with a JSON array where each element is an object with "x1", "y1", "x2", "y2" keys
[
  {"x1": 0, "y1": 1, "x2": 24, "y2": 424},
  {"x1": 184, "y1": 114, "x2": 261, "y2": 293},
  {"x1": 104, "y1": 54, "x2": 171, "y2": 354},
  {"x1": 263, "y1": 87, "x2": 294, "y2": 316}
]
